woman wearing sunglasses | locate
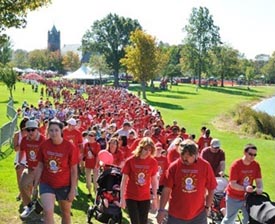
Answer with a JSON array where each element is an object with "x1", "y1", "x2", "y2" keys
[{"x1": 221, "y1": 143, "x2": 263, "y2": 224}]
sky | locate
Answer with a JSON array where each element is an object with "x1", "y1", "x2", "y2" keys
[{"x1": 5, "y1": 0, "x2": 275, "y2": 59}]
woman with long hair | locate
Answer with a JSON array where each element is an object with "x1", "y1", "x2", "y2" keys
[
  {"x1": 33, "y1": 119, "x2": 79, "y2": 224},
  {"x1": 120, "y1": 137, "x2": 158, "y2": 224}
]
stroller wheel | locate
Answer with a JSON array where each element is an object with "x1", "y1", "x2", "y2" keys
[
  {"x1": 107, "y1": 218, "x2": 115, "y2": 224},
  {"x1": 87, "y1": 206, "x2": 94, "y2": 223}
]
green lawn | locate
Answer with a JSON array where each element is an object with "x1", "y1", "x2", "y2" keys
[{"x1": 0, "y1": 80, "x2": 274, "y2": 223}]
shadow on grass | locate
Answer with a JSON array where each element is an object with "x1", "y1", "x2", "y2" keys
[
  {"x1": 146, "y1": 99, "x2": 184, "y2": 110},
  {"x1": 201, "y1": 86, "x2": 263, "y2": 97},
  {"x1": 147, "y1": 93, "x2": 188, "y2": 100}
]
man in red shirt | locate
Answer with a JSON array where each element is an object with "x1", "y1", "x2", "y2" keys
[
  {"x1": 221, "y1": 144, "x2": 263, "y2": 224},
  {"x1": 201, "y1": 138, "x2": 225, "y2": 177},
  {"x1": 18, "y1": 120, "x2": 46, "y2": 218},
  {"x1": 156, "y1": 139, "x2": 217, "y2": 224}
]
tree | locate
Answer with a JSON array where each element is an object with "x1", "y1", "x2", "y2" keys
[
  {"x1": 262, "y1": 52, "x2": 275, "y2": 84},
  {"x1": 48, "y1": 50, "x2": 63, "y2": 73},
  {"x1": 0, "y1": 36, "x2": 13, "y2": 66},
  {"x1": 0, "y1": 66, "x2": 17, "y2": 99},
  {"x1": 160, "y1": 44, "x2": 182, "y2": 84},
  {"x1": 120, "y1": 30, "x2": 159, "y2": 99},
  {"x1": 0, "y1": 0, "x2": 51, "y2": 44},
  {"x1": 11, "y1": 49, "x2": 29, "y2": 68},
  {"x1": 89, "y1": 54, "x2": 110, "y2": 85},
  {"x1": 28, "y1": 49, "x2": 49, "y2": 70},
  {"x1": 62, "y1": 51, "x2": 80, "y2": 72},
  {"x1": 183, "y1": 6, "x2": 221, "y2": 87},
  {"x1": 210, "y1": 45, "x2": 240, "y2": 86},
  {"x1": 82, "y1": 13, "x2": 141, "y2": 87}
]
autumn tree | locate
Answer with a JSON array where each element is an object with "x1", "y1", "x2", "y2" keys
[
  {"x1": 183, "y1": 7, "x2": 221, "y2": 87},
  {"x1": 62, "y1": 51, "x2": 80, "y2": 72},
  {"x1": 82, "y1": 13, "x2": 141, "y2": 87},
  {"x1": 120, "y1": 30, "x2": 159, "y2": 99},
  {"x1": 0, "y1": 0, "x2": 51, "y2": 44},
  {"x1": 89, "y1": 54, "x2": 110, "y2": 85}
]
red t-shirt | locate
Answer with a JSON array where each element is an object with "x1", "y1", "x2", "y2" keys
[
  {"x1": 201, "y1": 147, "x2": 225, "y2": 176},
  {"x1": 20, "y1": 135, "x2": 46, "y2": 169},
  {"x1": 83, "y1": 142, "x2": 101, "y2": 169},
  {"x1": 38, "y1": 139, "x2": 79, "y2": 188},
  {"x1": 197, "y1": 136, "x2": 212, "y2": 153},
  {"x1": 167, "y1": 148, "x2": 180, "y2": 164},
  {"x1": 111, "y1": 149, "x2": 124, "y2": 167},
  {"x1": 122, "y1": 155, "x2": 158, "y2": 201},
  {"x1": 164, "y1": 157, "x2": 217, "y2": 220},
  {"x1": 63, "y1": 128, "x2": 83, "y2": 150},
  {"x1": 155, "y1": 156, "x2": 168, "y2": 185},
  {"x1": 226, "y1": 159, "x2": 262, "y2": 200}
]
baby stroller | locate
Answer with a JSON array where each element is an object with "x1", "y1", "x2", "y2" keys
[
  {"x1": 87, "y1": 165, "x2": 122, "y2": 224},
  {"x1": 209, "y1": 177, "x2": 228, "y2": 224},
  {"x1": 246, "y1": 191, "x2": 275, "y2": 224}
]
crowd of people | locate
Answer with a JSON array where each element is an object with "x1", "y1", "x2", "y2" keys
[{"x1": 13, "y1": 82, "x2": 263, "y2": 224}]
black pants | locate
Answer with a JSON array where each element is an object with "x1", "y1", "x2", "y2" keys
[{"x1": 126, "y1": 199, "x2": 150, "y2": 224}]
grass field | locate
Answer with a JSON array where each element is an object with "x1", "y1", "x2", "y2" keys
[{"x1": 0, "y1": 80, "x2": 274, "y2": 223}]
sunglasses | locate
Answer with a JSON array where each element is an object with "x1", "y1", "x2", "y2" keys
[
  {"x1": 26, "y1": 128, "x2": 37, "y2": 132},
  {"x1": 248, "y1": 152, "x2": 257, "y2": 157}
]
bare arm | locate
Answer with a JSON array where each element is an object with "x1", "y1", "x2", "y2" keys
[
  {"x1": 67, "y1": 164, "x2": 78, "y2": 202},
  {"x1": 230, "y1": 180, "x2": 246, "y2": 191},
  {"x1": 120, "y1": 174, "x2": 129, "y2": 209},
  {"x1": 156, "y1": 186, "x2": 171, "y2": 224},
  {"x1": 33, "y1": 161, "x2": 43, "y2": 189},
  {"x1": 13, "y1": 132, "x2": 20, "y2": 152},
  {"x1": 151, "y1": 174, "x2": 159, "y2": 211},
  {"x1": 255, "y1": 178, "x2": 263, "y2": 194},
  {"x1": 219, "y1": 160, "x2": 225, "y2": 176},
  {"x1": 205, "y1": 189, "x2": 215, "y2": 208}
]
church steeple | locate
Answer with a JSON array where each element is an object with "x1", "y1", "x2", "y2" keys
[{"x1": 47, "y1": 25, "x2": 60, "y2": 51}]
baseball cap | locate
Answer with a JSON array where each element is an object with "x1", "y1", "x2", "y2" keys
[
  {"x1": 211, "y1": 139, "x2": 220, "y2": 148},
  {"x1": 67, "y1": 118, "x2": 76, "y2": 126},
  {"x1": 25, "y1": 120, "x2": 38, "y2": 129}
]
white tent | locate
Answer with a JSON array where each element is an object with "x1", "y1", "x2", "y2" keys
[
  {"x1": 63, "y1": 64, "x2": 92, "y2": 80},
  {"x1": 62, "y1": 64, "x2": 110, "y2": 80}
]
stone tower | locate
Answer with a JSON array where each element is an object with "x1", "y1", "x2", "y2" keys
[{"x1": 48, "y1": 25, "x2": 60, "y2": 52}]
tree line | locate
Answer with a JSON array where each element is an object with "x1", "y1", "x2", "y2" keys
[{"x1": 1, "y1": 2, "x2": 275, "y2": 99}]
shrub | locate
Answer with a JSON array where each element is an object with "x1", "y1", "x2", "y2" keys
[{"x1": 233, "y1": 104, "x2": 275, "y2": 139}]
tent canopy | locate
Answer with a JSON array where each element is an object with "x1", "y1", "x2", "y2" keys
[{"x1": 63, "y1": 64, "x2": 110, "y2": 80}]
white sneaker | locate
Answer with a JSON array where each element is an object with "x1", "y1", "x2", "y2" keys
[{"x1": 20, "y1": 204, "x2": 35, "y2": 219}]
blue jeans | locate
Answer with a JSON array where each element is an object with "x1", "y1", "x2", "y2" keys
[
  {"x1": 167, "y1": 210, "x2": 207, "y2": 224},
  {"x1": 221, "y1": 195, "x2": 249, "y2": 224}
]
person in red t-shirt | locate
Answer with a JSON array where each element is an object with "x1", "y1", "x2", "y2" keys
[
  {"x1": 154, "y1": 142, "x2": 168, "y2": 210},
  {"x1": 197, "y1": 128, "x2": 212, "y2": 153},
  {"x1": 83, "y1": 131, "x2": 101, "y2": 196},
  {"x1": 201, "y1": 138, "x2": 225, "y2": 177},
  {"x1": 156, "y1": 139, "x2": 217, "y2": 224},
  {"x1": 167, "y1": 137, "x2": 182, "y2": 164},
  {"x1": 120, "y1": 137, "x2": 158, "y2": 224},
  {"x1": 33, "y1": 119, "x2": 79, "y2": 224},
  {"x1": 221, "y1": 144, "x2": 263, "y2": 224},
  {"x1": 107, "y1": 137, "x2": 125, "y2": 168},
  {"x1": 18, "y1": 120, "x2": 45, "y2": 218}
]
